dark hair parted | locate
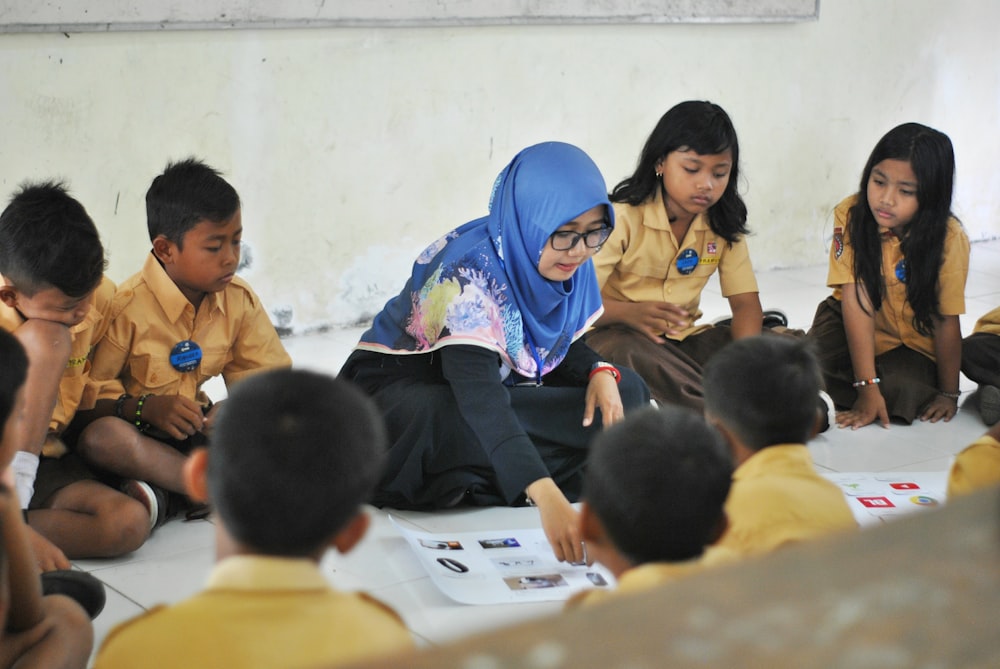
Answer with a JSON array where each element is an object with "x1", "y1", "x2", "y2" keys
[
  {"x1": 207, "y1": 369, "x2": 388, "y2": 557},
  {"x1": 848, "y1": 122, "x2": 956, "y2": 336},
  {"x1": 0, "y1": 181, "x2": 105, "y2": 298},
  {"x1": 0, "y1": 330, "x2": 29, "y2": 428},
  {"x1": 583, "y1": 406, "x2": 732, "y2": 565},
  {"x1": 610, "y1": 100, "x2": 748, "y2": 244},
  {"x1": 704, "y1": 336, "x2": 823, "y2": 451},
  {"x1": 145, "y1": 158, "x2": 240, "y2": 246}
]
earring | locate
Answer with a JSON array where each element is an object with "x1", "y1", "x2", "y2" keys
[{"x1": 655, "y1": 171, "x2": 662, "y2": 178}]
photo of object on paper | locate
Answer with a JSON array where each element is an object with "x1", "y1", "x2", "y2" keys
[
  {"x1": 419, "y1": 539, "x2": 464, "y2": 550},
  {"x1": 504, "y1": 574, "x2": 568, "y2": 591},
  {"x1": 390, "y1": 516, "x2": 615, "y2": 604}
]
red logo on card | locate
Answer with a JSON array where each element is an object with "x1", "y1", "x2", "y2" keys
[
  {"x1": 889, "y1": 482, "x2": 919, "y2": 490},
  {"x1": 858, "y1": 496, "x2": 895, "y2": 508}
]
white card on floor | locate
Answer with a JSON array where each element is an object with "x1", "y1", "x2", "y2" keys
[
  {"x1": 390, "y1": 515, "x2": 616, "y2": 605},
  {"x1": 822, "y1": 471, "x2": 948, "y2": 527}
]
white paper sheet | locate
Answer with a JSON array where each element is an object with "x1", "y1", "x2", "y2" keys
[
  {"x1": 822, "y1": 471, "x2": 949, "y2": 527},
  {"x1": 390, "y1": 516, "x2": 617, "y2": 604}
]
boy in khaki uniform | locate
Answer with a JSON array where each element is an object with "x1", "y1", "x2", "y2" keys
[
  {"x1": 566, "y1": 405, "x2": 735, "y2": 610},
  {"x1": 704, "y1": 336, "x2": 857, "y2": 557},
  {"x1": 962, "y1": 306, "x2": 1000, "y2": 426},
  {"x1": 77, "y1": 159, "x2": 291, "y2": 526},
  {"x1": 95, "y1": 369, "x2": 414, "y2": 668},
  {"x1": 0, "y1": 183, "x2": 150, "y2": 568}
]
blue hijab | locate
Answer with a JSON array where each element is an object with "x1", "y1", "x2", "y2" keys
[{"x1": 357, "y1": 142, "x2": 612, "y2": 380}]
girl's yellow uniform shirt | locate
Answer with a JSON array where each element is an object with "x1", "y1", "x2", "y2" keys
[
  {"x1": 594, "y1": 187, "x2": 758, "y2": 341},
  {"x1": 826, "y1": 195, "x2": 970, "y2": 360}
]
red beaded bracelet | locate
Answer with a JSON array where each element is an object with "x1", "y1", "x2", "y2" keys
[{"x1": 588, "y1": 363, "x2": 621, "y2": 384}]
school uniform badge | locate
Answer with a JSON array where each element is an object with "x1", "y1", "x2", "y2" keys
[{"x1": 833, "y1": 227, "x2": 844, "y2": 259}]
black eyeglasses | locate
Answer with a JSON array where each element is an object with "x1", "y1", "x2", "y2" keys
[{"x1": 548, "y1": 225, "x2": 612, "y2": 251}]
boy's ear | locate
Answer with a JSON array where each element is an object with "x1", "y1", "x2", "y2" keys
[
  {"x1": 809, "y1": 409, "x2": 824, "y2": 440},
  {"x1": 0, "y1": 284, "x2": 18, "y2": 308},
  {"x1": 579, "y1": 502, "x2": 607, "y2": 547},
  {"x1": 183, "y1": 448, "x2": 211, "y2": 503},
  {"x1": 330, "y1": 511, "x2": 370, "y2": 556},
  {"x1": 151, "y1": 235, "x2": 176, "y2": 264},
  {"x1": 707, "y1": 416, "x2": 754, "y2": 464}
]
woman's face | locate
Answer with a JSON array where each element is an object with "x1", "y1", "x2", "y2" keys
[
  {"x1": 537, "y1": 205, "x2": 608, "y2": 282},
  {"x1": 867, "y1": 158, "x2": 919, "y2": 235}
]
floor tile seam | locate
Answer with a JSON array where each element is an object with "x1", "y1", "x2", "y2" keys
[
  {"x1": 98, "y1": 581, "x2": 149, "y2": 612},
  {"x1": 871, "y1": 459, "x2": 954, "y2": 474},
  {"x1": 75, "y1": 543, "x2": 214, "y2": 575}
]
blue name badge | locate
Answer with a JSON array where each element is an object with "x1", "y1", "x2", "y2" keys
[
  {"x1": 170, "y1": 340, "x2": 203, "y2": 373},
  {"x1": 676, "y1": 248, "x2": 699, "y2": 275},
  {"x1": 895, "y1": 258, "x2": 908, "y2": 283}
]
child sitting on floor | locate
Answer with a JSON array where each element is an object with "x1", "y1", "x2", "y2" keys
[
  {"x1": 1, "y1": 329, "x2": 93, "y2": 669},
  {"x1": 566, "y1": 405, "x2": 734, "y2": 609},
  {"x1": 961, "y1": 306, "x2": 1000, "y2": 426},
  {"x1": 703, "y1": 336, "x2": 857, "y2": 557},
  {"x1": 947, "y1": 421, "x2": 1000, "y2": 497},
  {"x1": 76, "y1": 158, "x2": 291, "y2": 527},
  {"x1": 94, "y1": 369, "x2": 414, "y2": 668}
]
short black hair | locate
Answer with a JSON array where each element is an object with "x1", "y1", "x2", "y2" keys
[
  {"x1": 207, "y1": 369, "x2": 387, "y2": 557},
  {"x1": 0, "y1": 329, "x2": 28, "y2": 428},
  {"x1": 584, "y1": 406, "x2": 732, "y2": 565},
  {"x1": 703, "y1": 336, "x2": 823, "y2": 451},
  {"x1": 145, "y1": 158, "x2": 240, "y2": 246},
  {"x1": 0, "y1": 181, "x2": 105, "y2": 297}
]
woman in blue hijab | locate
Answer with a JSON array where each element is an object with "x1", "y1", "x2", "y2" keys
[{"x1": 340, "y1": 142, "x2": 649, "y2": 562}]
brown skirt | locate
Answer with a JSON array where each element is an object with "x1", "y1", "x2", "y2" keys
[
  {"x1": 806, "y1": 296, "x2": 938, "y2": 424},
  {"x1": 585, "y1": 324, "x2": 734, "y2": 412}
]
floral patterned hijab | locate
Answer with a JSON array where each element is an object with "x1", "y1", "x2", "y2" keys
[{"x1": 356, "y1": 142, "x2": 611, "y2": 380}]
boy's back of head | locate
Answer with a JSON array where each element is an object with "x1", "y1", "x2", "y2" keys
[
  {"x1": 584, "y1": 405, "x2": 732, "y2": 565},
  {"x1": 0, "y1": 182, "x2": 104, "y2": 297},
  {"x1": 208, "y1": 369, "x2": 387, "y2": 557},
  {"x1": 146, "y1": 158, "x2": 240, "y2": 245},
  {"x1": 703, "y1": 335, "x2": 823, "y2": 451}
]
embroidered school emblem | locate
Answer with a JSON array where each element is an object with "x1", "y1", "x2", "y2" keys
[{"x1": 833, "y1": 227, "x2": 844, "y2": 259}]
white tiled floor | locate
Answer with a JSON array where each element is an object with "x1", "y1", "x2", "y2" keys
[{"x1": 79, "y1": 239, "x2": 999, "y2": 665}]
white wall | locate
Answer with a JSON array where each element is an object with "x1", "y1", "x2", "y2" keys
[{"x1": 1, "y1": 0, "x2": 997, "y2": 333}]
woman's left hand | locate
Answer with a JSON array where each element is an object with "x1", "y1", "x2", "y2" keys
[
  {"x1": 919, "y1": 394, "x2": 958, "y2": 423},
  {"x1": 583, "y1": 370, "x2": 625, "y2": 428}
]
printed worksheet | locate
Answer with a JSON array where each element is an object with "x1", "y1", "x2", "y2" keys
[
  {"x1": 390, "y1": 516, "x2": 616, "y2": 604},
  {"x1": 822, "y1": 471, "x2": 948, "y2": 527}
]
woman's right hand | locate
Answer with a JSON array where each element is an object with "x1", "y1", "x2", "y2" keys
[
  {"x1": 837, "y1": 387, "x2": 890, "y2": 430},
  {"x1": 526, "y1": 478, "x2": 589, "y2": 565}
]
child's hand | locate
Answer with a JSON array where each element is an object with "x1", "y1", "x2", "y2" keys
[
  {"x1": 919, "y1": 394, "x2": 958, "y2": 423},
  {"x1": 583, "y1": 372, "x2": 624, "y2": 428},
  {"x1": 836, "y1": 388, "x2": 890, "y2": 430},
  {"x1": 625, "y1": 301, "x2": 689, "y2": 343},
  {"x1": 142, "y1": 395, "x2": 206, "y2": 440}
]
